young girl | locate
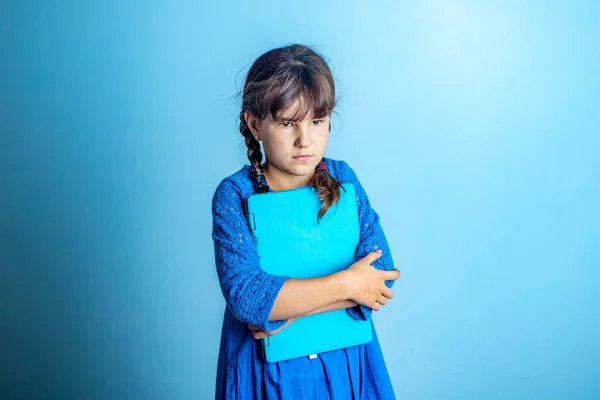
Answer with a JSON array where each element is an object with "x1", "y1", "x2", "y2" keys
[{"x1": 212, "y1": 44, "x2": 400, "y2": 399}]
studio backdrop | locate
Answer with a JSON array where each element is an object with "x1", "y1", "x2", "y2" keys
[{"x1": 1, "y1": 1, "x2": 599, "y2": 399}]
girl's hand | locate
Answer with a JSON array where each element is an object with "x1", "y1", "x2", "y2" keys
[
  {"x1": 248, "y1": 318, "x2": 296, "y2": 340},
  {"x1": 343, "y1": 250, "x2": 400, "y2": 311}
]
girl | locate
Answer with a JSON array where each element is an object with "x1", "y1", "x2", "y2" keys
[{"x1": 212, "y1": 44, "x2": 400, "y2": 399}]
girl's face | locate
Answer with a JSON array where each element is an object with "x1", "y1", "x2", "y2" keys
[{"x1": 245, "y1": 101, "x2": 330, "y2": 189}]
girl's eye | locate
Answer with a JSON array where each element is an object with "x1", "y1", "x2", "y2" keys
[
  {"x1": 312, "y1": 119, "x2": 324, "y2": 126},
  {"x1": 278, "y1": 121, "x2": 293, "y2": 128}
]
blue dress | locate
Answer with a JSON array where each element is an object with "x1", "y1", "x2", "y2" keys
[{"x1": 212, "y1": 158, "x2": 396, "y2": 399}]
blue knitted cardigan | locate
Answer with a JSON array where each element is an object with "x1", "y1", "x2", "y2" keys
[{"x1": 212, "y1": 157, "x2": 395, "y2": 331}]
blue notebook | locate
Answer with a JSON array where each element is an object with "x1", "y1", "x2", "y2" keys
[{"x1": 245, "y1": 183, "x2": 372, "y2": 363}]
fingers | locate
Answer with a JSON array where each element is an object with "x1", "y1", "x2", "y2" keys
[
  {"x1": 382, "y1": 268, "x2": 400, "y2": 281},
  {"x1": 381, "y1": 286, "x2": 394, "y2": 299},
  {"x1": 249, "y1": 325, "x2": 268, "y2": 339},
  {"x1": 371, "y1": 302, "x2": 381, "y2": 311},
  {"x1": 364, "y1": 250, "x2": 383, "y2": 264},
  {"x1": 249, "y1": 318, "x2": 297, "y2": 340},
  {"x1": 377, "y1": 295, "x2": 388, "y2": 305},
  {"x1": 248, "y1": 324, "x2": 267, "y2": 339},
  {"x1": 249, "y1": 324, "x2": 268, "y2": 340},
  {"x1": 253, "y1": 330, "x2": 268, "y2": 340}
]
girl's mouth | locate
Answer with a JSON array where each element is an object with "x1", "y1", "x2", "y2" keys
[{"x1": 293, "y1": 155, "x2": 312, "y2": 161}]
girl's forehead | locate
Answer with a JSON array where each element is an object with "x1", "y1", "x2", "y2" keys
[{"x1": 272, "y1": 98, "x2": 329, "y2": 122}]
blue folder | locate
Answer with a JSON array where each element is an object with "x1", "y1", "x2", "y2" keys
[{"x1": 245, "y1": 183, "x2": 372, "y2": 363}]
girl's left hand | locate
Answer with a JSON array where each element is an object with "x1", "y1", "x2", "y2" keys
[{"x1": 248, "y1": 318, "x2": 296, "y2": 340}]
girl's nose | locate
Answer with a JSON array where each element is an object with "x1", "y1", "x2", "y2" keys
[{"x1": 295, "y1": 125, "x2": 311, "y2": 148}]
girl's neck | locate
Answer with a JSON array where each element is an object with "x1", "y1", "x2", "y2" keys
[{"x1": 262, "y1": 162, "x2": 314, "y2": 192}]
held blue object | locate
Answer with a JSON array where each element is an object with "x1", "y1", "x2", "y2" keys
[{"x1": 244, "y1": 183, "x2": 373, "y2": 363}]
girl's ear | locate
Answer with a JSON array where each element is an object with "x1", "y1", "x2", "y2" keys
[{"x1": 244, "y1": 111, "x2": 261, "y2": 141}]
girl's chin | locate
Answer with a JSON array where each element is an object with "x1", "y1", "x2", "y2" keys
[
  {"x1": 290, "y1": 162, "x2": 317, "y2": 173},
  {"x1": 267, "y1": 160, "x2": 317, "y2": 176}
]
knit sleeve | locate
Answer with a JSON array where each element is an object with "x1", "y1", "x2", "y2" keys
[
  {"x1": 341, "y1": 161, "x2": 396, "y2": 321},
  {"x1": 212, "y1": 179, "x2": 289, "y2": 331}
]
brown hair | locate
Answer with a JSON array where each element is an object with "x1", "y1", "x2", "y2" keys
[{"x1": 239, "y1": 44, "x2": 343, "y2": 221}]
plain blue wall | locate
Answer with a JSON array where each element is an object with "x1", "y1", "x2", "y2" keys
[{"x1": 1, "y1": 1, "x2": 599, "y2": 399}]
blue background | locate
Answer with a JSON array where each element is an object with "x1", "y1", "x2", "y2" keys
[{"x1": 1, "y1": 1, "x2": 599, "y2": 399}]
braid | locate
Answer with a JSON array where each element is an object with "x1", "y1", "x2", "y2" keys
[
  {"x1": 310, "y1": 158, "x2": 345, "y2": 222},
  {"x1": 239, "y1": 111, "x2": 269, "y2": 193}
]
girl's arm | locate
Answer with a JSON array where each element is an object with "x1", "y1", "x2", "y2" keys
[
  {"x1": 213, "y1": 179, "x2": 289, "y2": 332},
  {"x1": 249, "y1": 299, "x2": 358, "y2": 339},
  {"x1": 304, "y1": 299, "x2": 357, "y2": 316},
  {"x1": 269, "y1": 250, "x2": 394, "y2": 321},
  {"x1": 335, "y1": 160, "x2": 398, "y2": 321},
  {"x1": 267, "y1": 274, "x2": 351, "y2": 321}
]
